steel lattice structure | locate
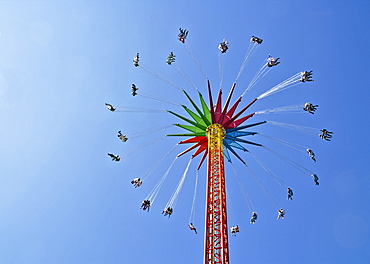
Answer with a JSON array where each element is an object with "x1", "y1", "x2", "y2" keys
[
  {"x1": 204, "y1": 124, "x2": 229, "y2": 264},
  {"x1": 168, "y1": 80, "x2": 264, "y2": 264}
]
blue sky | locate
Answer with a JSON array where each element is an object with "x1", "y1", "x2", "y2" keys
[{"x1": 0, "y1": 1, "x2": 369, "y2": 263}]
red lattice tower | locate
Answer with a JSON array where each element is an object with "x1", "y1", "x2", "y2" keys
[
  {"x1": 169, "y1": 80, "x2": 261, "y2": 264},
  {"x1": 204, "y1": 124, "x2": 229, "y2": 264}
]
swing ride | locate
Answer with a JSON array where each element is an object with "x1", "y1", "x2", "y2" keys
[{"x1": 105, "y1": 29, "x2": 333, "y2": 264}]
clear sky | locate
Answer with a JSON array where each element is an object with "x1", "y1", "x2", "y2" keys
[{"x1": 0, "y1": 1, "x2": 369, "y2": 263}]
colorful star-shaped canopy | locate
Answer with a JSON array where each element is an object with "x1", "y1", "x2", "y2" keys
[{"x1": 167, "y1": 80, "x2": 266, "y2": 169}]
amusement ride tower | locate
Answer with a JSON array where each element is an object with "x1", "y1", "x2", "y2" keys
[{"x1": 168, "y1": 79, "x2": 265, "y2": 264}]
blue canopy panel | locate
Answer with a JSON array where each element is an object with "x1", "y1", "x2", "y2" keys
[
  {"x1": 226, "y1": 131, "x2": 257, "y2": 138},
  {"x1": 223, "y1": 147, "x2": 232, "y2": 163},
  {"x1": 223, "y1": 142, "x2": 246, "y2": 165},
  {"x1": 225, "y1": 134, "x2": 263, "y2": 147},
  {"x1": 224, "y1": 138, "x2": 248, "y2": 151},
  {"x1": 223, "y1": 138, "x2": 248, "y2": 164},
  {"x1": 226, "y1": 121, "x2": 267, "y2": 133}
]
